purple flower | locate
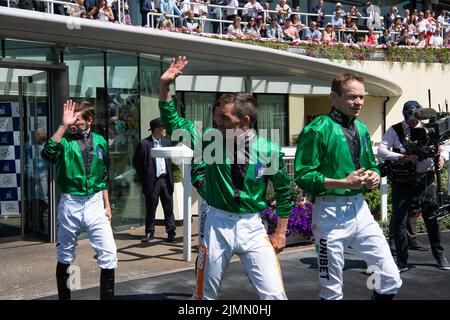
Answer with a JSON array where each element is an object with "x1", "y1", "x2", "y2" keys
[{"x1": 261, "y1": 201, "x2": 313, "y2": 237}]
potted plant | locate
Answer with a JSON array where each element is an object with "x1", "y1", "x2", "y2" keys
[{"x1": 260, "y1": 183, "x2": 314, "y2": 245}]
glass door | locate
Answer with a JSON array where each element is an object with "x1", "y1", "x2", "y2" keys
[{"x1": 18, "y1": 72, "x2": 51, "y2": 240}]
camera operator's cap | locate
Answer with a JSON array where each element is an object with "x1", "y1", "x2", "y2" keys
[
  {"x1": 336, "y1": 2, "x2": 342, "y2": 7},
  {"x1": 149, "y1": 117, "x2": 163, "y2": 131},
  {"x1": 403, "y1": 100, "x2": 423, "y2": 120}
]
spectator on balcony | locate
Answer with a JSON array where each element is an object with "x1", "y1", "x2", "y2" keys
[
  {"x1": 364, "y1": 26, "x2": 378, "y2": 45},
  {"x1": 310, "y1": 0, "x2": 325, "y2": 27},
  {"x1": 384, "y1": 6, "x2": 398, "y2": 30},
  {"x1": 429, "y1": 28, "x2": 443, "y2": 47},
  {"x1": 424, "y1": 10, "x2": 437, "y2": 44},
  {"x1": 182, "y1": 8, "x2": 202, "y2": 31},
  {"x1": 290, "y1": 13, "x2": 305, "y2": 34},
  {"x1": 179, "y1": 0, "x2": 190, "y2": 15},
  {"x1": 70, "y1": 0, "x2": 88, "y2": 18},
  {"x1": 17, "y1": 0, "x2": 45, "y2": 11},
  {"x1": 415, "y1": 30, "x2": 428, "y2": 47},
  {"x1": 364, "y1": 2, "x2": 382, "y2": 31},
  {"x1": 159, "y1": 0, "x2": 182, "y2": 27},
  {"x1": 342, "y1": 13, "x2": 358, "y2": 43},
  {"x1": 91, "y1": 0, "x2": 114, "y2": 21},
  {"x1": 444, "y1": 31, "x2": 450, "y2": 47},
  {"x1": 85, "y1": 0, "x2": 99, "y2": 18},
  {"x1": 302, "y1": 21, "x2": 321, "y2": 42},
  {"x1": 378, "y1": 28, "x2": 393, "y2": 45},
  {"x1": 406, "y1": 13, "x2": 417, "y2": 36},
  {"x1": 391, "y1": 16, "x2": 403, "y2": 33},
  {"x1": 181, "y1": 0, "x2": 207, "y2": 17},
  {"x1": 207, "y1": 0, "x2": 225, "y2": 34},
  {"x1": 243, "y1": 0, "x2": 263, "y2": 22},
  {"x1": 255, "y1": 15, "x2": 267, "y2": 36},
  {"x1": 331, "y1": 10, "x2": 345, "y2": 30},
  {"x1": 282, "y1": 17, "x2": 299, "y2": 40},
  {"x1": 416, "y1": 11, "x2": 427, "y2": 33},
  {"x1": 275, "y1": 0, "x2": 290, "y2": 26},
  {"x1": 396, "y1": 28, "x2": 411, "y2": 46},
  {"x1": 224, "y1": 0, "x2": 238, "y2": 21},
  {"x1": 266, "y1": 17, "x2": 283, "y2": 39},
  {"x1": 141, "y1": 0, "x2": 160, "y2": 26},
  {"x1": 332, "y1": 2, "x2": 346, "y2": 16},
  {"x1": 349, "y1": 5, "x2": 362, "y2": 18},
  {"x1": 262, "y1": 2, "x2": 270, "y2": 21},
  {"x1": 226, "y1": 16, "x2": 243, "y2": 35},
  {"x1": 402, "y1": 9, "x2": 410, "y2": 24},
  {"x1": 243, "y1": 17, "x2": 260, "y2": 36},
  {"x1": 437, "y1": 10, "x2": 449, "y2": 35},
  {"x1": 321, "y1": 22, "x2": 336, "y2": 43}
]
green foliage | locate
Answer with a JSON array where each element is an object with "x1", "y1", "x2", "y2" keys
[
  {"x1": 171, "y1": 163, "x2": 182, "y2": 183},
  {"x1": 215, "y1": 36, "x2": 450, "y2": 67},
  {"x1": 364, "y1": 186, "x2": 382, "y2": 220}
]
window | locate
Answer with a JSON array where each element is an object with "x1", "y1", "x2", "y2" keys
[
  {"x1": 106, "y1": 52, "x2": 141, "y2": 230},
  {"x1": 256, "y1": 94, "x2": 288, "y2": 147},
  {"x1": 178, "y1": 92, "x2": 216, "y2": 130}
]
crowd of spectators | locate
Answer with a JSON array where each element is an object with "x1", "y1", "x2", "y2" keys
[{"x1": 2, "y1": 0, "x2": 450, "y2": 48}]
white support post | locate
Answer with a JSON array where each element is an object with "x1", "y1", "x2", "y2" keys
[
  {"x1": 151, "y1": 145, "x2": 193, "y2": 262},
  {"x1": 182, "y1": 159, "x2": 192, "y2": 262},
  {"x1": 380, "y1": 176, "x2": 388, "y2": 221}
]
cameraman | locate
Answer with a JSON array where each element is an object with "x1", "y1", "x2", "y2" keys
[{"x1": 378, "y1": 100, "x2": 450, "y2": 272}]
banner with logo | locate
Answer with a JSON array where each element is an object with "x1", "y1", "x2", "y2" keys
[{"x1": 0, "y1": 102, "x2": 20, "y2": 216}]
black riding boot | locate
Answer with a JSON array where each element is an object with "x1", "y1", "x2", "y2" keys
[
  {"x1": 371, "y1": 290, "x2": 395, "y2": 300},
  {"x1": 56, "y1": 262, "x2": 71, "y2": 300},
  {"x1": 100, "y1": 268, "x2": 115, "y2": 300}
]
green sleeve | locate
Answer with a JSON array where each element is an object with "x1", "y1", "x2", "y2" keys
[
  {"x1": 158, "y1": 99, "x2": 200, "y2": 148},
  {"x1": 41, "y1": 137, "x2": 64, "y2": 164},
  {"x1": 269, "y1": 148, "x2": 294, "y2": 219},
  {"x1": 364, "y1": 131, "x2": 380, "y2": 175},
  {"x1": 294, "y1": 126, "x2": 327, "y2": 195},
  {"x1": 159, "y1": 99, "x2": 206, "y2": 195}
]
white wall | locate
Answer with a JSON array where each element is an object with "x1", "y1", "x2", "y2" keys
[{"x1": 335, "y1": 60, "x2": 450, "y2": 131}]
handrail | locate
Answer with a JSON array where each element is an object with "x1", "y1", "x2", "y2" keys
[
  {"x1": 3, "y1": 1, "x2": 449, "y2": 42},
  {"x1": 147, "y1": 11, "x2": 384, "y2": 42}
]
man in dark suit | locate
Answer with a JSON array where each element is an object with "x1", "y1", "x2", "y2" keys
[{"x1": 133, "y1": 117, "x2": 176, "y2": 243}]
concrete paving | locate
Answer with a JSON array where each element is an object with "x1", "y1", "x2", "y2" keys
[
  {"x1": 1, "y1": 217, "x2": 449, "y2": 300},
  {"x1": 41, "y1": 232, "x2": 450, "y2": 300},
  {"x1": 0, "y1": 218, "x2": 202, "y2": 300}
]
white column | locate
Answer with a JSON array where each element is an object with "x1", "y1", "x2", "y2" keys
[
  {"x1": 380, "y1": 176, "x2": 388, "y2": 221},
  {"x1": 182, "y1": 159, "x2": 192, "y2": 262},
  {"x1": 151, "y1": 145, "x2": 193, "y2": 262}
]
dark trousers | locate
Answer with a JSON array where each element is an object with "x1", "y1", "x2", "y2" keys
[
  {"x1": 391, "y1": 181, "x2": 444, "y2": 266},
  {"x1": 144, "y1": 177, "x2": 175, "y2": 234},
  {"x1": 388, "y1": 209, "x2": 417, "y2": 244}
]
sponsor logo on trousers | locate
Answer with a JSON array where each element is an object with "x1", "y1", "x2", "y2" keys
[{"x1": 319, "y1": 238, "x2": 330, "y2": 280}]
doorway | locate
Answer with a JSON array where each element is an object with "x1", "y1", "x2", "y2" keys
[{"x1": 0, "y1": 64, "x2": 67, "y2": 242}]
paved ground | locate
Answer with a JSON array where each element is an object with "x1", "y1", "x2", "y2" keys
[
  {"x1": 0, "y1": 218, "x2": 202, "y2": 300},
  {"x1": 30, "y1": 231, "x2": 450, "y2": 300}
]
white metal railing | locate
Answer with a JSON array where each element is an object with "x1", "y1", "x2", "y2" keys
[
  {"x1": 3, "y1": 1, "x2": 449, "y2": 41},
  {"x1": 38, "y1": 0, "x2": 82, "y2": 15},
  {"x1": 145, "y1": 1, "x2": 378, "y2": 32}
]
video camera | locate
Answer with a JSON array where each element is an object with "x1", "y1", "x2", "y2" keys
[
  {"x1": 377, "y1": 159, "x2": 415, "y2": 181},
  {"x1": 408, "y1": 108, "x2": 450, "y2": 160},
  {"x1": 378, "y1": 102, "x2": 450, "y2": 220}
]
